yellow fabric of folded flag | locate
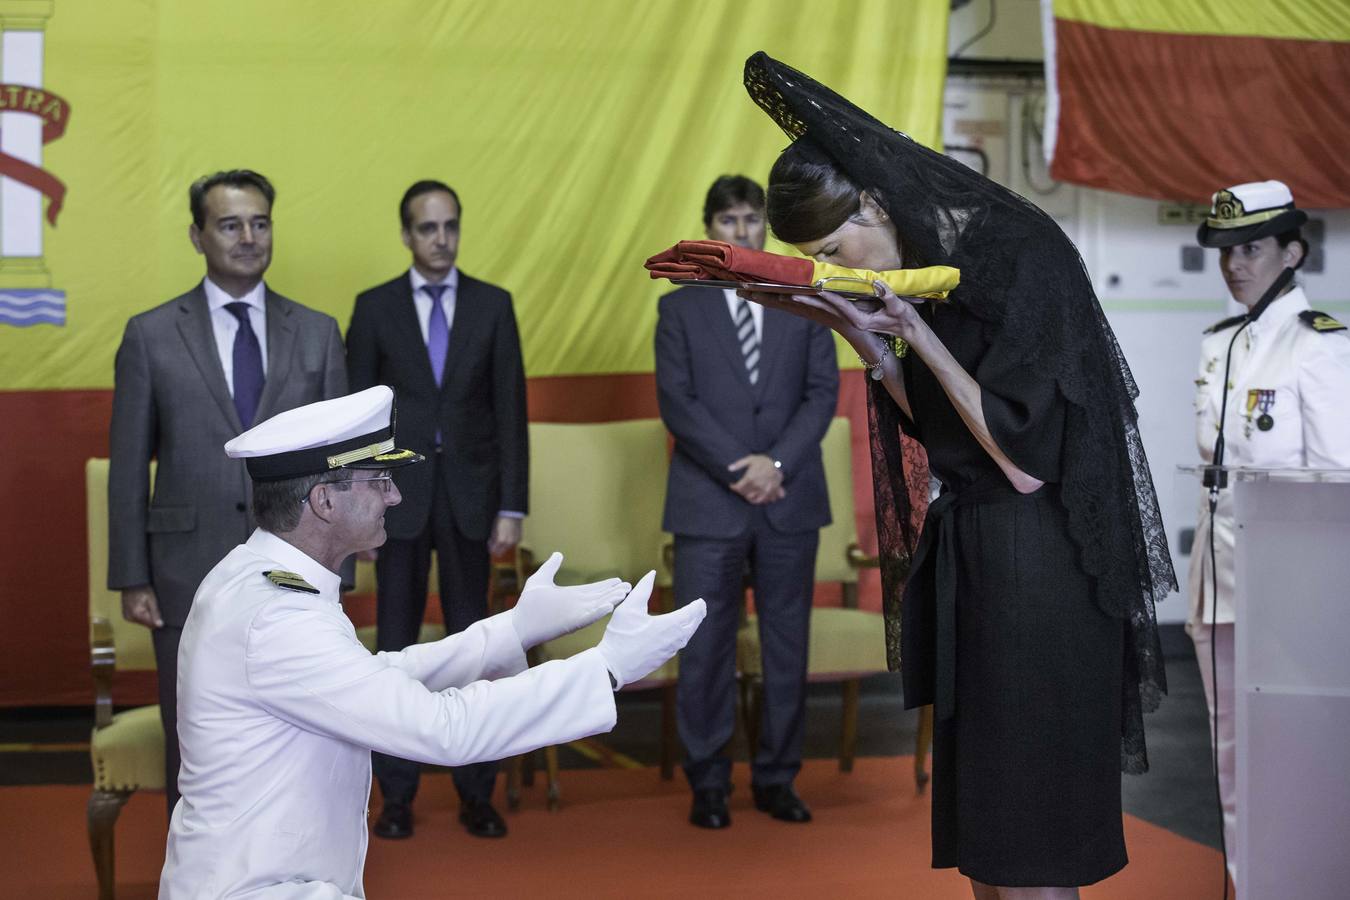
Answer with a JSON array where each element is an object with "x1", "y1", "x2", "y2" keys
[{"x1": 811, "y1": 262, "x2": 960, "y2": 300}]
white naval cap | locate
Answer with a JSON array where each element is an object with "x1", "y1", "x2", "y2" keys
[
  {"x1": 224, "y1": 385, "x2": 424, "y2": 482},
  {"x1": 1196, "y1": 179, "x2": 1307, "y2": 248}
]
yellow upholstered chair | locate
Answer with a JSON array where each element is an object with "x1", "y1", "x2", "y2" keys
[
  {"x1": 509, "y1": 419, "x2": 674, "y2": 809},
  {"x1": 87, "y1": 458, "x2": 164, "y2": 900},
  {"x1": 736, "y1": 418, "x2": 933, "y2": 789}
]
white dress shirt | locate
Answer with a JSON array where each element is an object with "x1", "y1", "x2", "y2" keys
[
  {"x1": 409, "y1": 266, "x2": 458, "y2": 343},
  {"x1": 161, "y1": 529, "x2": 616, "y2": 899},
  {"x1": 724, "y1": 288, "x2": 763, "y2": 343},
  {"x1": 203, "y1": 277, "x2": 268, "y2": 395},
  {"x1": 1187, "y1": 285, "x2": 1350, "y2": 628}
]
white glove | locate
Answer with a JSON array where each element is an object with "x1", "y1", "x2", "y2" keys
[
  {"x1": 597, "y1": 571, "x2": 706, "y2": 690},
  {"x1": 509, "y1": 552, "x2": 629, "y2": 650}
]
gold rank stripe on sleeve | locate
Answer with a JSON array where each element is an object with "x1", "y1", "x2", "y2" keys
[
  {"x1": 1299, "y1": 310, "x2": 1347, "y2": 333},
  {"x1": 263, "y1": 570, "x2": 320, "y2": 594}
]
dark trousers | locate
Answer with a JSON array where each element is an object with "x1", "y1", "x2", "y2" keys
[
  {"x1": 674, "y1": 511, "x2": 817, "y2": 792},
  {"x1": 372, "y1": 463, "x2": 496, "y2": 809},
  {"x1": 151, "y1": 625, "x2": 183, "y2": 820}
]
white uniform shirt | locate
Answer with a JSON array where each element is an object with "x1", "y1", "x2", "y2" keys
[
  {"x1": 160, "y1": 529, "x2": 616, "y2": 899},
  {"x1": 1187, "y1": 286, "x2": 1350, "y2": 628}
]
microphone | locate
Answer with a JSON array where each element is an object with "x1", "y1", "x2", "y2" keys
[{"x1": 1203, "y1": 265, "x2": 1295, "y2": 491}]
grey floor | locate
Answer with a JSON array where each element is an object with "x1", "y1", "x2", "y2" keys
[{"x1": 0, "y1": 625, "x2": 1221, "y2": 850}]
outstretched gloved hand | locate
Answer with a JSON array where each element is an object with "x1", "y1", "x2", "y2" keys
[
  {"x1": 597, "y1": 571, "x2": 706, "y2": 690},
  {"x1": 509, "y1": 552, "x2": 630, "y2": 650}
]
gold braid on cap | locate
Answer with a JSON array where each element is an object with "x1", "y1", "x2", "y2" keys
[{"x1": 1207, "y1": 190, "x2": 1289, "y2": 229}]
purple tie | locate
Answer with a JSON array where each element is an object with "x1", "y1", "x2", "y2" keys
[
  {"x1": 425, "y1": 283, "x2": 449, "y2": 385},
  {"x1": 225, "y1": 302, "x2": 264, "y2": 428}
]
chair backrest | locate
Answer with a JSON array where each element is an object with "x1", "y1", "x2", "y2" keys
[
  {"x1": 815, "y1": 417, "x2": 860, "y2": 585},
  {"x1": 521, "y1": 420, "x2": 670, "y2": 584},
  {"x1": 86, "y1": 458, "x2": 157, "y2": 672}
]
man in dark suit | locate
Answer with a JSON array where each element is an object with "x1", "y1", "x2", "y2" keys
[
  {"x1": 108, "y1": 169, "x2": 348, "y2": 817},
  {"x1": 346, "y1": 180, "x2": 527, "y2": 840},
  {"x1": 656, "y1": 175, "x2": 838, "y2": 829}
]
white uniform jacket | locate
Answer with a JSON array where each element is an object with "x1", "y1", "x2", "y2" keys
[
  {"x1": 160, "y1": 529, "x2": 617, "y2": 899},
  {"x1": 1188, "y1": 286, "x2": 1350, "y2": 628}
]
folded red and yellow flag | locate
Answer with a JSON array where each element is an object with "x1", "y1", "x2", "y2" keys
[{"x1": 645, "y1": 240, "x2": 960, "y2": 300}]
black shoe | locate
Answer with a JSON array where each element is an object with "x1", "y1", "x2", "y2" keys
[
  {"x1": 458, "y1": 798, "x2": 508, "y2": 838},
  {"x1": 372, "y1": 803, "x2": 413, "y2": 839},
  {"x1": 752, "y1": 783, "x2": 812, "y2": 823},
  {"x1": 689, "y1": 788, "x2": 731, "y2": 829}
]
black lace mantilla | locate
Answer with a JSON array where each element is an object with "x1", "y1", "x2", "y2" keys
[{"x1": 745, "y1": 51, "x2": 1175, "y2": 774}]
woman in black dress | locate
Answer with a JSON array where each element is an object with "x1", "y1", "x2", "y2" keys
[{"x1": 738, "y1": 54, "x2": 1174, "y2": 899}]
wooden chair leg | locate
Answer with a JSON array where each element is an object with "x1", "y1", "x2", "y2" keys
[
  {"x1": 914, "y1": 704, "x2": 934, "y2": 794},
  {"x1": 742, "y1": 676, "x2": 763, "y2": 760},
  {"x1": 88, "y1": 789, "x2": 131, "y2": 900},
  {"x1": 839, "y1": 678, "x2": 861, "y2": 773},
  {"x1": 659, "y1": 684, "x2": 678, "y2": 781},
  {"x1": 518, "y1": 749, "x2": 537, "y2": 788},
  {"x1": 545, "y1": 745, "x2": 560, "y2": 811}
]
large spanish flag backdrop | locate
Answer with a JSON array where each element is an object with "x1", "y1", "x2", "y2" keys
[
  {"x1": 1045, "y1": 0, "x2": 1350, "y2": 206},
  {"x1": 0, "y1": 0, "x2": 949, "y2": 705}
]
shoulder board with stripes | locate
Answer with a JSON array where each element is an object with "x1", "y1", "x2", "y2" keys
[
  {"x1": 263, "y1": 570, "x2": 320, "y2": 594},
  {"x1": 1203, "y1": 313, "x2": 1246, "y2": 335},
  {"x1": 1299, "y1": 310, "x2": 1347, "y2": 333}
]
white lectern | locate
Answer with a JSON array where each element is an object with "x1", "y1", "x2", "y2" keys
[{"x1": 1182, "y1": 466, "x2": 1350, "y2": 899}]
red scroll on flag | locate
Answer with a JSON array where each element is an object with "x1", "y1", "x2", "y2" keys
[
  {"x1": 1044, "y1": 2, "x2": 1350, "y2": 208},
  {"x1": 0, "y1": 84, "x2": 71, "y2": 225}
]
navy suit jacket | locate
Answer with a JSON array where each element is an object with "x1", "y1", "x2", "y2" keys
[
  {"x1": 655, "y1": 285, "x2": 838, "y2": 538},
  {"x1": 346, "y1": 271, "x2": 528, "y2": 542}
]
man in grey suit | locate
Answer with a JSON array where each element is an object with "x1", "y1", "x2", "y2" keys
[
  {"x1": 655, "y1": 175, "x2": 838, "y2": 830},
  {"x1": 107, "y1": 169, "x2": 348, "y2": 816}
]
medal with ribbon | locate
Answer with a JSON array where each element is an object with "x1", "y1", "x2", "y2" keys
[{"x1": 1255, "y1": 389, "x2": 1276, "y2": 431}]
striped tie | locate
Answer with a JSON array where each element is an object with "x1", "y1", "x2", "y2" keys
[{"x1": 733, "y1": 297, "x2": 759, "y2": 385}]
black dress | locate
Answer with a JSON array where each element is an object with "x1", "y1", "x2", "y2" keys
[{"x1": 899, "y1": 299, "x2": 1127, "y2": 887}]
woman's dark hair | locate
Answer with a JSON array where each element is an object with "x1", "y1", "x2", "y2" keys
[
  {"x1": 766, "y1": 141, "x2": 863, "y2": 244},
  {"x1": 1275, "y1": 227, "x2": 1310, "y2": 270},
  {"x1": 253, "y1": 470, "x2": 350, "y2": 534}
]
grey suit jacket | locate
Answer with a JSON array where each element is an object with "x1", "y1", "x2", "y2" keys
[
  {"x1": 107, "y1": 283, "x2": 348, "y2": 627},
  {"x1": 655, "y1": 285, "x2": 838, "y2": 538}
]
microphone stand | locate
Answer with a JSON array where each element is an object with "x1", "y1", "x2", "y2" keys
[{"x1": 1203, "y1": 264, "x2": 1293, "y2": 900}]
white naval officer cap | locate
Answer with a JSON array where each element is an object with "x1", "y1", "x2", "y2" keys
[
  {"x1": 224, "y1": 385, "x2": 424, "y2": 482},
  {"x1": 1196, "y1": 179, "x2": 1307, "y2": 249}
]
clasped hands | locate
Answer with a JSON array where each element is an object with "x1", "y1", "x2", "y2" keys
[
  {"x1": 728, "y1": 453, "x2": 784, "y2": 505},
  {"x1": 508, "y1": 551, "x2": 706, "y2": 690}
]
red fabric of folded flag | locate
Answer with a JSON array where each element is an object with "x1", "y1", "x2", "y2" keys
[
  {"x1": 676, "y1": 240, "x2": 814, "y2": 284},
  {"x1": 643, "y1": 240, "x2": 813, "y2": 285}
]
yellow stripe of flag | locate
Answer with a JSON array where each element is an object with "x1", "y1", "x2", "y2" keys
[{"x1": 1054, "y1": 0, "x2": 1350, "y2": 43}]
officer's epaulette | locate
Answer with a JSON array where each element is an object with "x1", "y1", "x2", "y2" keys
[
  {"x1": 1299, "y1": 310, "x2": 1347, "y2": 333},
  {"x1": 1203, "y1": 313, "x2": 1247, "y2": 335},
  {"x1": 263, "y1": 570, "x2": 320, "y2": 594}
]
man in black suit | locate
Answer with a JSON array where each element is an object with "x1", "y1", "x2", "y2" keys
[
  {"x1": 656, "y1": 175, "x2": 838, "y2": 829},
  {"x1": 346, "y1": 180, "x2": 527, "y2": 840},
  {"x1": 108, "y1": 169, "x2": 348, "y2": 817}
]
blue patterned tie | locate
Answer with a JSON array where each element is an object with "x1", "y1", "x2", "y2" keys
[
  {"x1": 425, "y1": 283, "x2": 450, "y2": 385},
  {"x1": 733, "y1": 297, "x2": 759, "y2": 385},
  {"x1": 225, "y1": 302, "x2": 264, "y2": 428}
]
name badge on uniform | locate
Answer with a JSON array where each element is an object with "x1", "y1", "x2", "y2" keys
[{"x1": 1247, "y1": 389, "x2": 1276, "y2": 432}]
